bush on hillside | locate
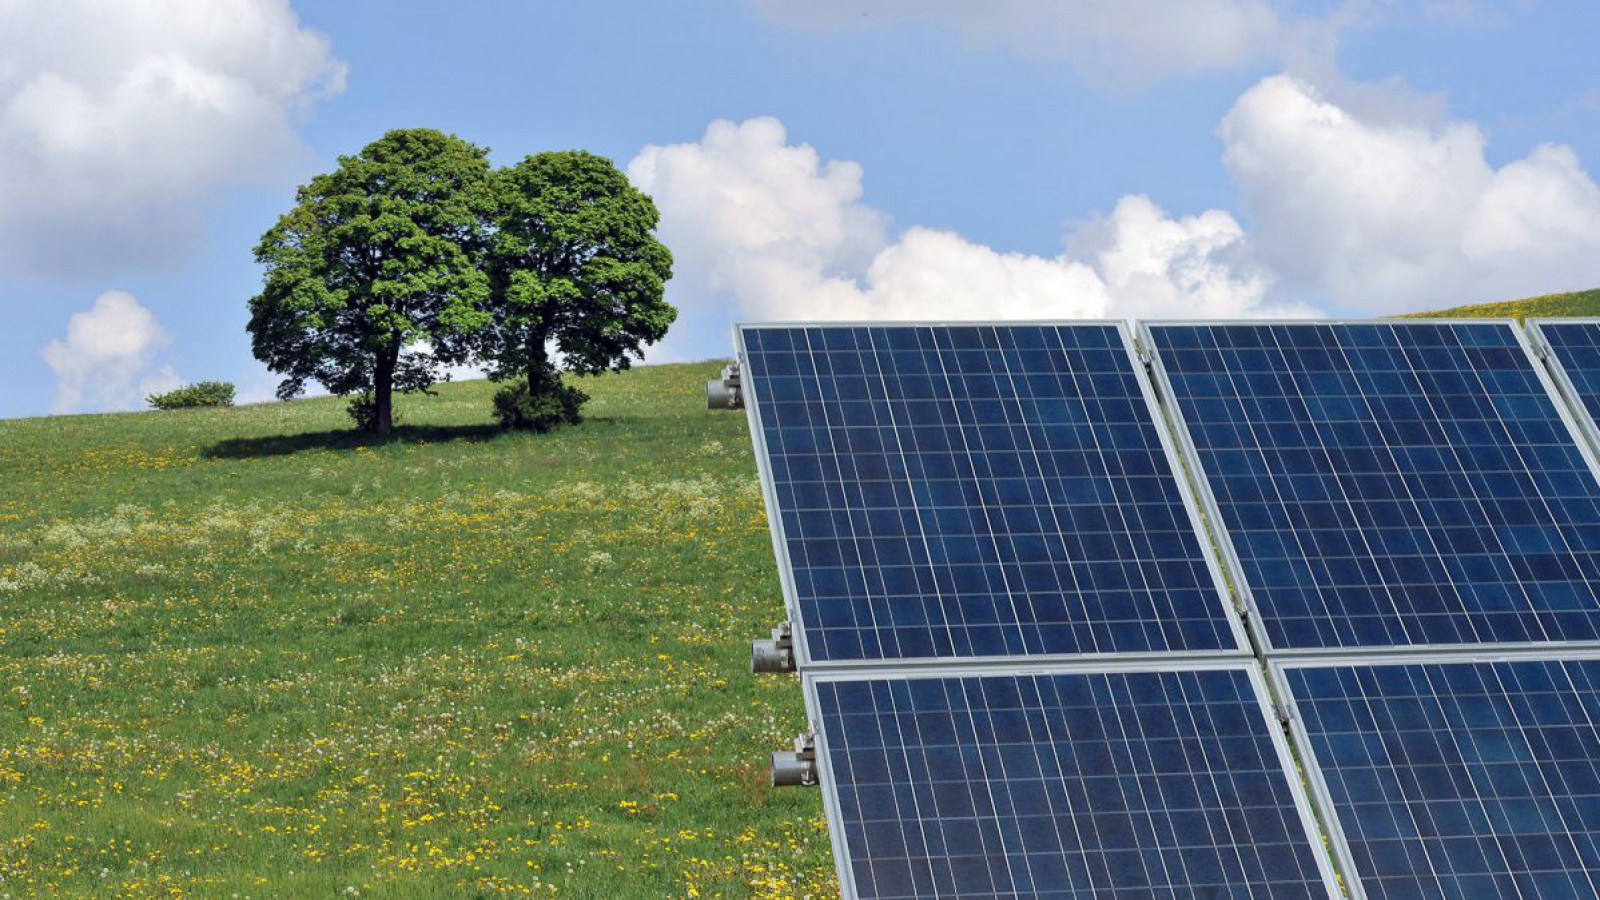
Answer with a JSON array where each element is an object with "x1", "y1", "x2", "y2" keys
[
  {"x1": 347, "y1": 391, "x2": 409, "y2": 432},
  {"x1": 147, "y1": 381, "x2": 236, "y2": 410},
  {"x1": 346, "y1": 391, "x2": 377, "y2": 432},
  {"x1": 492, "y1": 380, "x2": 587, "y2": 432}
]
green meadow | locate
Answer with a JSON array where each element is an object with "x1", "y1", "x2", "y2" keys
[{"x1": 0, "y1": 364, "x2": 834, "y2": 898}]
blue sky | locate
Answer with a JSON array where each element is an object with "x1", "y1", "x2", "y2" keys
[{"x1": 4, "y1": 1, "x2": 1600, "y2": 419}]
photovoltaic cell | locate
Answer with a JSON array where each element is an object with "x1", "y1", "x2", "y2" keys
[
  {"x1": 814, "y1": 666, "x2": 1332, "y2": 899},
  {"x1": 1147, "y1": 321, "x2": 1600, "y2": 652},
  {"x1": 1536, "y1": 320, "x2": 1600, "y2": 436},
  {"x1": 740, "y1": 324, "x2": 1240, "y2": 663},
  {"x1": 1285, "y1": 657, "x2": 1600, "y2": 900}
]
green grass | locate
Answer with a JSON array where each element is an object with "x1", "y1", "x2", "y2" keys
[
  {"x1": 1402, "y1": 286, "x2": 1600, "y2": 320},
  {"x1": 0, "y1": 365, "x2": 834, "y2": 899}
]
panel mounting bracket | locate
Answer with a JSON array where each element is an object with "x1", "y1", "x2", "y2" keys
[
  {"x1": 706, "y1": 361, "x2": 743, "y2": 410},
  {"x1": 752, "y1": 621, "x2": 796, "y2": 674},
  {"x1": 771, "y1": 731, "x2": 819, "y2": 787}
]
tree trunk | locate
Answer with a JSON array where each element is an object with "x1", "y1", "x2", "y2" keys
[
  {"x1": 526, "y1": 330, "x2": 550, "y2": 394},
  {"x1": 374, "y1": 347, "x2": 396, "y2": 435}
]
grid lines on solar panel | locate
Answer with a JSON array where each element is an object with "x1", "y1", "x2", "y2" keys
[
  {"x1": 1147, "y1": 321, "x2": 1600, "y2": 651},
  {"x1": 1285, "y1": 658, "x2": 1600, "y2": 900},
  {"x1": 741, "y1": 324, "x2": 1240, "y2": 663},
  {"x1": 1537, "y1": 321, "x2": 1600, "y2": 434},
  {"x1": 815, "y1": 667, "x2": 1332, "y2": 899}
]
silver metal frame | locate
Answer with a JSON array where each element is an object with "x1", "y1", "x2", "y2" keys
[
  {"x1": 734, "y1": 319, "x2": 1254, "y2": 674},
  {"x1": 805, "y1": 658, "x2": 1347, "y2": 900},
  {"x1": 733, "y1": 322, "x2": 811, "y2": 668},
  {"x1": 1138, "y1": 317, "x2": 1600, "y2": 658},
  {"x1": 1526, "y1": 318, "x2": 1600, "y2": 457},
  {"x1": 1267, "y1": 645, "x2": 1600, "y2": 900}
]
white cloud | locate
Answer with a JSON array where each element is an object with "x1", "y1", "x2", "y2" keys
[
  {"x1": 752, "y1": 0, "x2": 1286, "y2": 82},
  {"x1": 0, "y1": 0, "x2": 345, "y2": 276},
  {"x1": 1069, "y1": 195, "x2": 1301, "y2": 318},
  {"x1": 853, "y1": 227, "x2": 1109, "y2": 320},
  {"x1": 1221, "y1": 74, "x2": 1600, "y2": 311},
  {"x1": 628, "y1": 117, "x2": 1305, "y2": 359},
  {"x1": 43, "y1": 291, "x2": 181, "y2": 414},
  {"x1": 626, "y1": 116, "x2": 889, "y2": 319}
]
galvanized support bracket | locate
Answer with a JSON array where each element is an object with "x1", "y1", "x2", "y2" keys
[
  {"x1": 706, "y1": 361, "x2": 743, "y2": 410},
  {"x1": 751, "y1": 621, "x2": 796, "y2": 674},
  {"x1": 771, "y1": 731, "x2": 819, "y2": 787}
]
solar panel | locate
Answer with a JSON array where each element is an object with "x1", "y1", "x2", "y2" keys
[
  {"x1": 1279, "y1": 654, "x2": 1600, "y2": 899},
  {"x1": 1144, "y1": 321, "x2": 1600, "y2": 652},
  {"x1": 1531, "y1": 319, "x2": 1600, "y2": 451},
  {"x1": 812, "y1": 663, "x2": 1339, "y2": 898},
  {"x1": 739, "y1": 323, "x2": 1245, "y2": 663}
]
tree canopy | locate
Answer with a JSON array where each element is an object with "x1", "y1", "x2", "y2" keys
[
  {"x1": 474, "y1": 151, "x2": 675, "y2": 392},
  {"x1": 248, "y1": 129, "x2": 494, "y2": 434}
]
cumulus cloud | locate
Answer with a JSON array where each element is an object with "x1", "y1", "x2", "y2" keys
[
  {"x1": 628, "y1": 117, "x2": 1305, "y2": 358},
  {"x1": 43, "y1": 291, "x2": 182, "y2": 414},
  {"x1": 752, "y1": 0, "x2": 1287, "y2": 82},
  {"x1": 0, "y1": 0, "x2": 345, "y2": 276},
  {"x1": 1069, "y1": 195, "x2": 1293, "y2": 318},
  {"x1": 1221, "y1": 74, "x2": 1600, "y2": 311},
  {"x1": 626, "y1": 117, "x2": 889, "y2": 322}
]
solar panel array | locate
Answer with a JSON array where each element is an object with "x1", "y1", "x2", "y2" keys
[
  {"x1": 815, "y1": 666, "x2": 1330, "y2": 898},
  {"x1": 1281, "y1": 655, "x2": 1600, "y2": 899},
  {"x1": 740, "y1": 324, "x2": 1241, "y2": 663},
  {"x1": 736, "y1": 318, "x2": 1600, "y2": 899},
  {"x1": 1145, "y1": 321, "x2": 1600, "y2": 653}
]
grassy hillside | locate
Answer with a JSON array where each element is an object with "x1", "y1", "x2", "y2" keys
[
  {"x1": 1403, "y1": 286, "x2": 1600, "y2": 319},
  {"x1": 0, "y1": 365, "x2": 835, "y2": 898}
]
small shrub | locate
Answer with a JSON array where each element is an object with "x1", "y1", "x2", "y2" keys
[
  {"x1": 347, "y1": 391, "x2": 375, "y2": 431},
  {"x1": 493, "y1": 380, "x2": 587, "y2": 432},
  {"x1": 147, "y1": 381, "x2": 235, "y2": 410},
  {"x1": 347, "y1": 391, "x2": 407, "y2": 432}
]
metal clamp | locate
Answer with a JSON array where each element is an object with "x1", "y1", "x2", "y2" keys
[
  {"x1": 751, "y1": 621, "x2": 796, "y2": 673},
  {"x1": 771, "y1": 732, "x2": 819, "y2": 787},
  {"x1": 706, "y1": 361, "x2": 743, "y2": 410}
]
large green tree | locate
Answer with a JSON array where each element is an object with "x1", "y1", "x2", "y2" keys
[
  {"x1": 248, "y1": 129, "x2": 494, "y2": 434},
  {"x1": 471, "y1": 151, "x2": 674, "y2": 413}
]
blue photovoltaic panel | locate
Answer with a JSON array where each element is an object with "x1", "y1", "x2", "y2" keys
[
  {"x1": 741, "y1": 324, "x2": 1240, "y2": 663},
  {"x1": 1148, "y1": 321, "x2": 1600, "y2": 651},
  {"x1": 1538, "y1": 320, "x2": 1600, "y2": 433},
  {"x1": 815, "y1": 667, "x2": 1331, "y2": 898},
  {"x1": 1286, "y1": 658, "x2": 1600, "y2": 899}
]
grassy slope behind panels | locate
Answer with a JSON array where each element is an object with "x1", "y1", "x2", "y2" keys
[
  {"x1": 0, "y1": 365, "x2": 834, "y2": 899},
  {"x1": 1403, "y1": 287, "x2": 1600, "y2": 319}
]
